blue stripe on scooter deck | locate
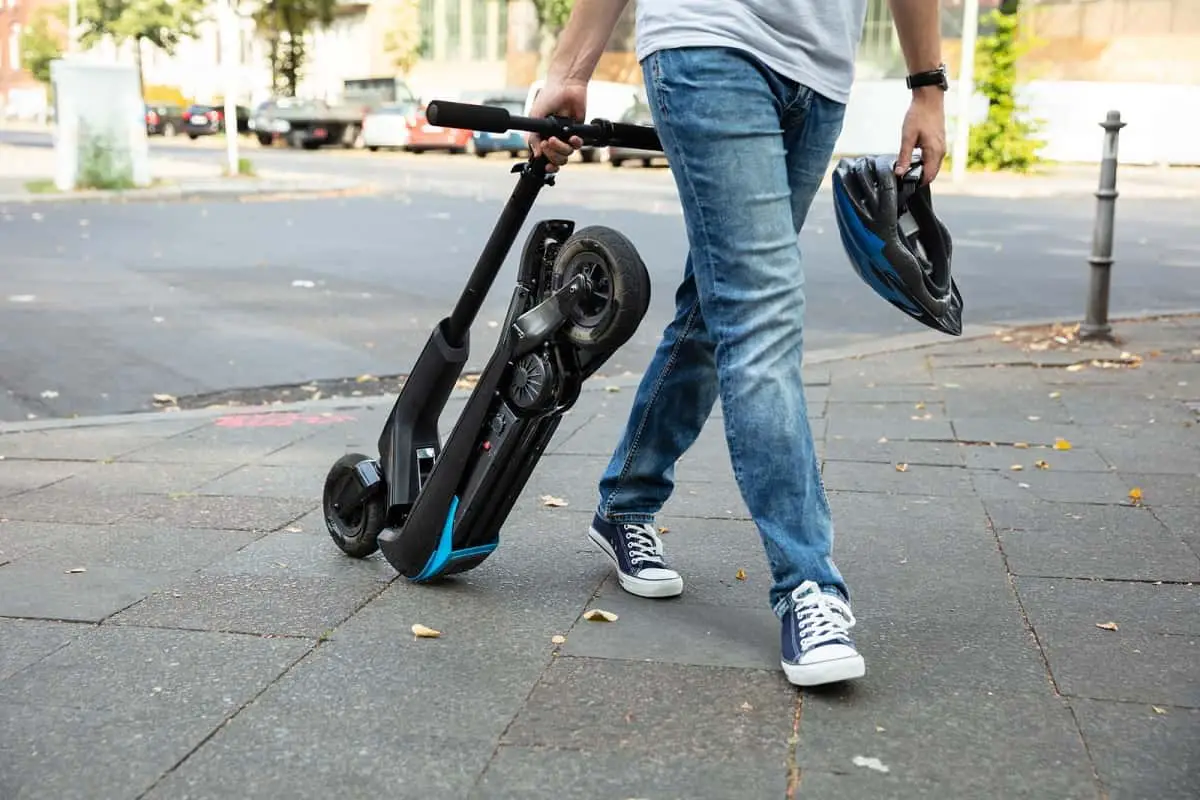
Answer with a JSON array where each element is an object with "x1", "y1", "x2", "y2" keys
[
  {"x1": 410, "y1": 495, "x2": 498, "y2": 581},
  {"x1": 412, "y1": 495, "x2": 460, "y2": 581}
]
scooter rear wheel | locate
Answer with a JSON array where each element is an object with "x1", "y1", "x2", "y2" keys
[
  {"x1": 552, "y1": 226, "x2": 651, "y2": 354},
  {"x1": 323, "y1": 453, "x2": 386, "y2": 558}
]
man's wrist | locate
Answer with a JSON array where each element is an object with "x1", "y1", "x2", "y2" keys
[{"x1": 911, "y1": 85, "x2": 945, "y2": 104}]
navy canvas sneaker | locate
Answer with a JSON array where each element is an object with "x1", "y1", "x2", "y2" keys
[
  {"x1": 780, "y1": 580, "x2": 866, "y2": 687},
  {"x1": 588, "y1": 513, "x2": 684, "y2": 598}
]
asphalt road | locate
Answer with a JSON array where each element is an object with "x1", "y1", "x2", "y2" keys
[{"x1": 2, "y1": 131, "x2": 1199, "y2": 422}]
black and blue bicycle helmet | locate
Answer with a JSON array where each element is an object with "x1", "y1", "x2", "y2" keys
[{"x1": 831, "y1": 154, "x2": 964, "y2": 336}]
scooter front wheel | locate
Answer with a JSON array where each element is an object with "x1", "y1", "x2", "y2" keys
[
  {"x1": 552, "y1": 226, "x2": 651, "y2": 354},
  {"x1": 323, "y1": 453, "x2": 387, "y2": 558}
]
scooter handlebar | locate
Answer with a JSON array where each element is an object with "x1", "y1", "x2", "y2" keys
[{"x1": 424, "y1": 99, "x2": 662, "y2": 153}]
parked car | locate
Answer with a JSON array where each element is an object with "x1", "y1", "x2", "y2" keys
[
  {"x1": 607, "y1": 99, "x2": 665, "y2": 168},
  {"x1": 404, "y1": 101, "x2": 474, "y2": 153},
  {"x1": 466, "y1": 97, "x2": 529, "y2": 158},
  {"x1": 145, "y1": 103, "x2": 185, "y2": 136},
  {"x1": 183, "y1": 103, "x2": 250, "y2": 138},
  {"x1": 361, "y1": 102, "x2": 416, "y2": 151}
]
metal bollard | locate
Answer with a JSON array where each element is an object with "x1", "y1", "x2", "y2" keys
[{"x1": 1079, "y1": 110, "x2": 1127, "y2": 341}]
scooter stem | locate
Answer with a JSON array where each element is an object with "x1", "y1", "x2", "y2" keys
[{"x1": 444, "y1": 155, "x2": 554, "y2": 348}]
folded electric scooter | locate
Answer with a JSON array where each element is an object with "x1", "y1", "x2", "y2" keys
[{"x1": 322, "y1": 99, "x2": 662, "y2": 581}]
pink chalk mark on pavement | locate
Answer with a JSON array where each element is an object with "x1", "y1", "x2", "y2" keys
[{"x1": 214, "y1": 412, "x2": 357, "y2": 428}]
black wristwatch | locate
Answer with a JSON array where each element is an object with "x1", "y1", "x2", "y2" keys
[{"x1": 906, "y1": 64, "x2": 949, "y2": 91}]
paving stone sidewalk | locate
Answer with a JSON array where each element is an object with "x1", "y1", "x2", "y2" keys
[{"x1": 1, "y1": 315, "x2": 1197, "y2": 800}]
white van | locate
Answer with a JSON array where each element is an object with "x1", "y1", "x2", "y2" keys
[{"x1": 523, "y1": 79, "x2": 648, "y2": 163}]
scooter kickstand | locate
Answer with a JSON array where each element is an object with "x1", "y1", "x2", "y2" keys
[{"x1": 510, "y1": 273, "x2": 588, "y2": 358}]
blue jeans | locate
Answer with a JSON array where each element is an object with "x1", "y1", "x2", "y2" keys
[{"x1": 596, "y1": 46, "x2": 849, "y2": 615}]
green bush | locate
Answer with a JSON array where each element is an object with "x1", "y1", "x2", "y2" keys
[
  {"x1": 76, "y1": 126, "x2": 135, "y2": 191},
  {"x1": 967, "y1": 9, "x2": 1045, "y2": 172}
]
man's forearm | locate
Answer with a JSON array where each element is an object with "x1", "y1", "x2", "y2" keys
[
  {"x1": 547, "y1": 0, "x2": 631, "y2": 83},
  {"x1": 888, "y1": 0, "x2": 943, "y2": 85}
]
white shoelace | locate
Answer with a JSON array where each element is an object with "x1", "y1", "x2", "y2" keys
[
  {"x1": 623, "y1": 523, "x2": 666, "y2": 566},
  {"x1": 792, "y1": 581, "x2": 857, "y2": 650}
]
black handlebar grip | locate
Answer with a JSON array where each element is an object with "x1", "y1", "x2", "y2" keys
[
  {"x1": 426, "y1": 100, "x2": 511, "y2": 133},
  {"x1": 607, "y1": 122, "x2": 662, "y2": 153}
]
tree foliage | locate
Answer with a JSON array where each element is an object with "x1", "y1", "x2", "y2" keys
[
  {"x1": 382, "y1": 0, "x2": 423, "y2": 76},
  {"x1": 18, "y1": 2, "x2": 68, "y2": 85},
  {"x1": 76, "y1": 0, "x2": 208, "y2": 96},
  {"x1": 967, "y1": 7, "x2": 1044, "y2": 172},
  {"x1": 530, "y1": 0, "x2": 574, "y2": 33},
  {"x1": 250, "y1": 0, "x2": 337, "y2": 97}
]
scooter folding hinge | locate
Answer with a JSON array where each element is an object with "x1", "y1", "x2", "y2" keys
[
  {"x1": 511, "y1": 161, "x2": 556, "y2": 187},
  {"x1": 510, "y1": 274, "x2": 588, "y2": 358}
]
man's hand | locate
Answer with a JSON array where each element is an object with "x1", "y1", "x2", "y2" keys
[
  {"x1": 528, "y1": 79, "x2": 588, "y2": 173},
  {"x1": 897, "y1": 88, "x2": 946, "y2": 184}
]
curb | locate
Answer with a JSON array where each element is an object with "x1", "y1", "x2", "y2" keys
[
  {"x1": 4, "y1": 307, "x2": 1197, "y2": 437},
  {"x1": 0, "y1": 176, "x2": 378, "y2": 206}
]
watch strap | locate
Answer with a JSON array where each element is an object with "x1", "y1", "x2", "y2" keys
[{"x1": 906, "y1": 64, "x2": 948, "y2": 90}]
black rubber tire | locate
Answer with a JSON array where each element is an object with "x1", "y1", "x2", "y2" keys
[
  {"x1": 551, "y1": 226, "x2": 651, "y2": 354},
  {"x1": 323, "y1": 453, "x2": 386, "y2": 558}
]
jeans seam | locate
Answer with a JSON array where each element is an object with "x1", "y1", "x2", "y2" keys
[
  {"x1": 601, "y1": 300, "x2": 701, "y2": 521},
  {"x1": 656, "y1": 94, "x2": 750, "y2": 494}
]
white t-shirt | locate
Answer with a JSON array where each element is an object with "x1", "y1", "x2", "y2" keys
[{"x1": 635, "y1": 0, "x2": 870, "y2": 105}]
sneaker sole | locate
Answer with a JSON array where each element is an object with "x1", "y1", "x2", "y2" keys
[
  {"x1": 588, "y1": 527, "x2": 683, "y2": 599},
  {"x1": 781, "y1": 653, "x2": 866, "y2": 687}
]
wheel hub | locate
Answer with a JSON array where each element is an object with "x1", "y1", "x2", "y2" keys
[{"x1": 560, "y1": 254, "x2": 613, "y2": 328}]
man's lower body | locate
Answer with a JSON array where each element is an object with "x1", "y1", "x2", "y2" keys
[{"x1": 586, "y1": 45, "x2": 864, "y2": 687}]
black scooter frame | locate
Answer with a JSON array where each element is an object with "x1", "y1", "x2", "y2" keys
[{"x1": 327, "y1": 158, "x2": 627, "y2": 580}]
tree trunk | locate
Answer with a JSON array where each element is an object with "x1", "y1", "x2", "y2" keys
[
  {"x1": 134, "y1": 36, "x2": 145, "y2": 100},
  {"x1": 267, "y1": 36, "x2": 280, "y2": 94},
  {"x1": 282, "y1": 31, "x2": 303, "y2": 97}
]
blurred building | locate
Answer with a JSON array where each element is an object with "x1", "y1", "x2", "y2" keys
[{"x1": 0, "y1": 0, "x2": 56, "y2": 120}]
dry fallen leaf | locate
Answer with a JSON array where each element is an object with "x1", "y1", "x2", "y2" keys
[
  {"x1": 551, "y1": 634, "x2": 566, "y2": 645},
  {"x1": 735, "y1": 568, "x2": 746, "y2": 581},
  {"x1": 540, "y1": 495, "x2": 569, "y2": 508},
  {"x1": 1049, "y1": 391, "x2": 1062, "y2": 399},
  {"x1": 1095, "y1": 621, "x2": 1119, "y2": 632},
  {"x1": 583, "y1": 608, "x2": 619, "y2": 622},
  {"x1": 895, "y1": 463, "x2": 909, "y2": 472},
  {"x1": 1128, "y1": 487, "x2": 1144, "y2": 506},
  {"x1": 1010, "y1": 464, "x2": 1024, "y2": 471},
  {"x1": 1034, "y1": 460, "x2": 1050, "y2": 470},
  {"x1": 65, "y1": 567, "x2": 87, "y2": 574},
  {"x1": 1053, "y1": 438, "x2": 1072, "y2": 451},
  {"x1": 1152, "y1": 706, "x2": 1167, "y2": 715},
  {"x1": 411, "y1": 623, "x2": 441, "y2": 638},
  {"x1": 914, "y1": 402, "x2": 926, "y2": 410},
  {"x1": 355, "y1": 374, "x2": 377, "y2": 383},
  {"x1": 657, "y1": 526, "x2": 670, "y2": 535},
  {"x1": 604, "y1": 385, "x2": 621, "y2": 393}
]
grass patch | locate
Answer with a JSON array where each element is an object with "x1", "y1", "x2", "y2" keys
[
  {"x1": 24, "y1": 176, "x2": 172, "y2": 195},
  {"x1": 223, "y1": 157, "x2": 256, "y2": 177},
  {"x1": 24, "y1": 178, "x2": 58, "y2": 194}
]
